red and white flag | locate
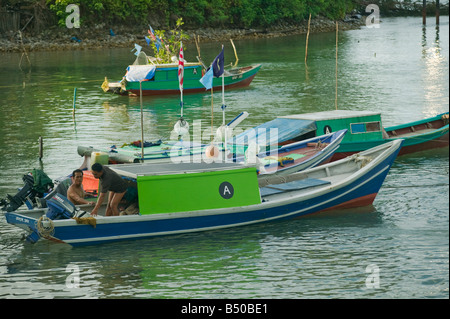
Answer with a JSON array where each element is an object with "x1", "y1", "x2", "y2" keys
[{"x1": 178, "y1": 42, "x2": 184, "y2": 93}]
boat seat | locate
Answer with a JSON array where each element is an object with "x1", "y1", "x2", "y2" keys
[{"x1": 260, "y1": 178, "x2": 331, "y2": 196}]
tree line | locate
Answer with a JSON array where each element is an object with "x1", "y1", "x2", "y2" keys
[
  {"x1": 1, "y1": 0, "x2": 448, "y2": 33},
  {"x1": 3, "y1": 0, "x2": 357, "y2": 30}
]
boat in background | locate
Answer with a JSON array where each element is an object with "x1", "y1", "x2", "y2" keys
[
  {"x1": 4, "y1": 140, "x2": 403, "y2": 246},
  {"x1": 247, "y1": 110, "x2": 448, "y2": 160},
  {"x1": 76, "y1": 129, "x2": 347, "y2": 172},
  {"x1": 235, "y1": 129, "x2": 347, "y2": 175},
  {"x1": 102, "y1": 51, "x2": 261, "y2": 96}
]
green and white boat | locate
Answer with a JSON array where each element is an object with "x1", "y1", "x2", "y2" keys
[
  {"x1": 256, "y1": 110, "x2": 448, "y2": 160},
  {"x1": 102, "y1": 52, "x2": 261, "y2": 96}
]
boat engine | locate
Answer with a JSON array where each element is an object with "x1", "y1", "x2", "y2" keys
[
  {"x1": 1, "y1": 174, "x2": 37, "y2": 212},
  {"x1": 46, "y1": 193, "x2": 76, "y2": 220},
  {"x1": 0, "y1": 169, "x2": 54, "y2": 212}
]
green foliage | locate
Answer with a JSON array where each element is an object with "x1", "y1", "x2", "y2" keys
[
  {"x1": 149, "y1": 18, "x2": 190, "y2": 63},
  {"x1": 46, "y1": 0, "x2": 165, "y2": 27},
  {"x1": 43, "y1": 0, "x2": 358, "y2": 29}
]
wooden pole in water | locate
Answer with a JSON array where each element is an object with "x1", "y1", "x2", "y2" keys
[
  {"x1": 335, "y1": 21, "x2": 338, "y2": 110},
  {"x1": 38, "y1": 136, "x2": 43, "y2": 161},
  {"x1": 72, "y1": 87, "x2": 77, "y2": 118},
  {"x1": 194, "y1": 34, "x2": 201, "y2": 59},
  {"x1": 140, "y1": 81, "x2": 144, "y2": 161},
  {"x1": 230, "y1": 39, "x2": 239, "y2": 67},
  {"x1": 423, "y1": 0, "x2": 427, "y2": 25},
  {"x1": 305, "y1": 13, "x2": 311, "y2": 64},
  {"x1": 436, "y1": 0, "x2": 440, "y2": 25}
]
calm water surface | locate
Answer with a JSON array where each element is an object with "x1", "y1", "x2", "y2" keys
[{"x1": 0, "y1": 17, "x2": 448, "y2": 299}]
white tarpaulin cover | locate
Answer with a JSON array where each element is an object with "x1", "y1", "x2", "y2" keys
[{"x1": 125, "y1": 65, "x2": 156, "y2": 82}]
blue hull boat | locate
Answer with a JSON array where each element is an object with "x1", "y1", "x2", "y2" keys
[{"x1": 5, "y1": 140, "x2": 403, "y2": 247}]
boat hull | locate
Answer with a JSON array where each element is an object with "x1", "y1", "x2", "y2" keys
[
  {"x1": 5, "y1": 140, "x2": 402, "y2": 247},
  {"x1": 332, "y1": 125, "x2": 448, "y2": 161},
  {"x1": 122, "y1": 64, "x2": 261, "y2": 96}
]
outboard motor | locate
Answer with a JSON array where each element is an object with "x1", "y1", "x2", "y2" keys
[
  {"x1": 1, "y1": 174, "x2": 36, "y2": 212},
  {"x1": 46, "y1": 193, "x2": 76, "y2": 220},
  {"x1": 1, "y1": 169, "x2": 54, "y2": 212}
]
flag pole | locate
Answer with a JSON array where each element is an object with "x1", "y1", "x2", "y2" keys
[
  {"x1": 180, "y1": 85, "x2": 183, "y2": 118},
  {"x1": 222, "y1": 70, "x2": 226, "y2": 158},
  {"x1": 140, "y1": 80, "x2": 144, "y2": 161},
  {"x1": 222, "y1": 73, "x2": 225, "y2": 126},
  {"x1": 211, "y1": 86, "x2": 214, "y2": 142},
  {"x1": 179, "y1": 41, "x2": 184, "y2": 118}
]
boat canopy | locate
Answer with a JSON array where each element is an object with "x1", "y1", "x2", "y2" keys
[{"x1": 232, "y1": 118, "x2": 317, "y2": 146}]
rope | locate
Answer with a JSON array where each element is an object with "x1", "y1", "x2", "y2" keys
[
  {"x1": 36, "y1": 215, "x2": 55, "y2": 238},
  {"x1": 351, "y1": 154, "x2": 372, "y2": 168}
]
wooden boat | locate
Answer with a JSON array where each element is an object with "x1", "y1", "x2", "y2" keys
[
  {"x1": 4, "y1": 139, "x2": 403, "y2": 246},
  {"x1": 250, "y1": 110, "x2": 448, "y2": 160},
  {"x1": 102, "y1": 57, "x2": 261, "y2": 96},
  {"x1": 76, "y1": 129, "x2": 347, "y2": 170},
  {"x1": 1, "y1": 130, "x2": 346, "y2": 213},
  {"x1": 234, "y1": 129, "x2": 347, "y2": 175}
]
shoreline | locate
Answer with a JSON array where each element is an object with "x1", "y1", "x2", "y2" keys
[{"x1": 0, "y1": 16, "x2": 365, "y2": 54}]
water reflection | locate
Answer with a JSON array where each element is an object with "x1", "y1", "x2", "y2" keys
[
  {"x1": 421, "y1": 24, "x2": 448, "y2": 117},
  {"x1": 0, "y1": 17, "x2": 448, "y2": 299}
]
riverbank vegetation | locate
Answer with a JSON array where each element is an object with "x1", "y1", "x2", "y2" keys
[
  {"x1": 1, "y1": 0, "x2": 447, "y2": 53},
  {"x1": 1, "y1": 1, "x2": 448, "y2": 35},
  {"x1": 3, "y1": 0, "x2": 359, "y2": 31}
]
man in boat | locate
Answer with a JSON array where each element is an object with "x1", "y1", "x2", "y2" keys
[
  {"x1": 90, "y1": 163, "x2": 127, "y2": 217},
  {"x1": 67, "y1": 169, "x2": 95, "y2": 206}
]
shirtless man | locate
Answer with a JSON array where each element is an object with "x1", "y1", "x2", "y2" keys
[
  {"x1": 67, "y1": 169, "x2": 95, "y2": 206},
  {"x1": 90, "y1": 163, "x2": 127, "y2": 217}
]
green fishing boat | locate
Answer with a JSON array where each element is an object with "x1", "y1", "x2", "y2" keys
[
  {"x1": 102, "y1": 52, "x2": 261, "y2": 96},
  {"x1": 249, "y1": 110, "x2": 448, "y2": 160}
]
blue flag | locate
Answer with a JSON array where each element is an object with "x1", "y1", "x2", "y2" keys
[
  {"x1": 200, "y1": 67, "x2": 214, "y2": 90},
  {"x1": 212, "y1": 46, "x2": 224, "y2": 77},
  {"x1": 131, "y1": 43, "x2": 142, "y2": 56},
  {"x1": 155, "y1": 37, "x2": 161, "y2": 52}
]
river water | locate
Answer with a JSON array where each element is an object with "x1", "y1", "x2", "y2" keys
[{"x1": 0, "y1": 17, "x2": 448, "y2": 299}]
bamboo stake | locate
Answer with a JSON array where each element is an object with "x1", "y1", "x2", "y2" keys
[
  {"x1": 423, "y1": 0, "x2": 427, "y2": 25},
  {"x1": 305, "y1": 13, "x2": 311, "y2": 64},
  {"x1": 72, "y1": 87, "x2": 77, "y2": 118},
  {"x1": 38, "y1": 136, "x2": 43, "y2": 161},
  {"x1": 436, "y1": 0, "x2": 440, "y2": 24},
  {"x1": 230, "y1": 39, "x2": 239, "y2": 67},
  {"x1": 18, "y1": 30, "x2": 31, "y2": 71},
  {"x1": 335, "y1": 21, "x2": 338, "y2": 111},
  {"x1": 194, "y1": 34, "x2": 201, "y2": 59}
]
